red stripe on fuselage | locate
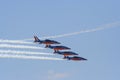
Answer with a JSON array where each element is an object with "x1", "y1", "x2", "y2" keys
[
  {"x1": 54, "y1": 48, "x2": 68, "y2": 50},
  {"x1": 43, "y1": 42, "x2": 55, "y2": 44},
  {"x1": 63, "y1": 54, "x2": 72, "y2": 56},
  {"x1": 71, "y1": 58, "x2": 81, "y2": 60}
]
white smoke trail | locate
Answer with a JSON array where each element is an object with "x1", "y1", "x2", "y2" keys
[
  {"x1": 1, "y1": 21, "x2": 120, "y2": 43},
  {"x1": 0, "y1": 39, "x2": 33, "y2": 44},
  {"x1": 0, "y1": 50, "x2": 54, "y2": 55},
  {"x1": 0, "y1": 44, "x2": 45, "y2": 50},
  {"x1": 24, "y1": 21, "x2": 120, "y2": 40},
  {"x1": 41, "y1": 21, "x2": 120, "y2": 39},
  {"x1": 0, "y1": 54, "x2": 64, "y2": 60}
]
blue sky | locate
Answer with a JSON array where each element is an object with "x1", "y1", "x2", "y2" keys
[{"x1": 0, "y1": 0, "x2": 120, "y2": 80}]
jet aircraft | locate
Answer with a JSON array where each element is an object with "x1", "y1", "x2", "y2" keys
[
  {"x1": 34, "y1": 36, "x2": 60, "y2": 47},
  {"x1": 48, "y1": 45, "x2": 71, "y2": 53},
  {"x1": 64, "y1": 56, "x2": 87, "y2": 61},
  {"x1": 55, "y1": 51, "x2": 78, "y2": 58}
]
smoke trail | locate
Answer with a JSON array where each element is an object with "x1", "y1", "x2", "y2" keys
[
  {"x1": 0, "y1": 44, "x2": 45, "y2": 50},
  {"x1": 1, "y1": 21, "x2": 120, "y2": 43},
  {"x1": 41, "y1": 21, "x2": 120, "y2": 39},
  {"x1": 23, "y1": 21, "x2": 120, "y2": 40},
  {"x1": 0, "y1": 54, "x2": 64, "y2": 60},
  {"x1": 0, "y1": 50, "x2": 54, "y2": 55},
  {"x1": 0, "y1": 39, "x2": 33, "y2": 44}
]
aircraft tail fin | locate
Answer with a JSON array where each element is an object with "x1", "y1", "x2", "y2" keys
[
  {"x1": 64, "y1": 56, "x2": 70, "y2": 60},
  {"x1": 45, "y1": 44, "x2": 51, "y2": 48},
  {"x1": 34, "y1": 36, "x2": 41, "y2": 42},
  {"x1": 47, "y1": 45, "x2": 52, "y2": 48}
]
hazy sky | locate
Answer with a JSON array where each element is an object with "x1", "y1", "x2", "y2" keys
[{"x1": 0, "y1": 0, "x2": 120, "y2": 80}]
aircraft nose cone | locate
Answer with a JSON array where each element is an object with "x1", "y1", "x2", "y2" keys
[
  {"x1": 66, "y1": 47, "x2": 71, "y2": 49},
  {"x1": 83, "y1": 58, "x2": 87, "y2": 60},
  {"x1": 57, "y1": 42, "x2": 61, "y2": 44},
  {"x1": 74, "y1": 53, "x2": 78, "y2": 55},
  {"x1": 81, "y1": 58, "x2": 87, "y2": 61}
]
